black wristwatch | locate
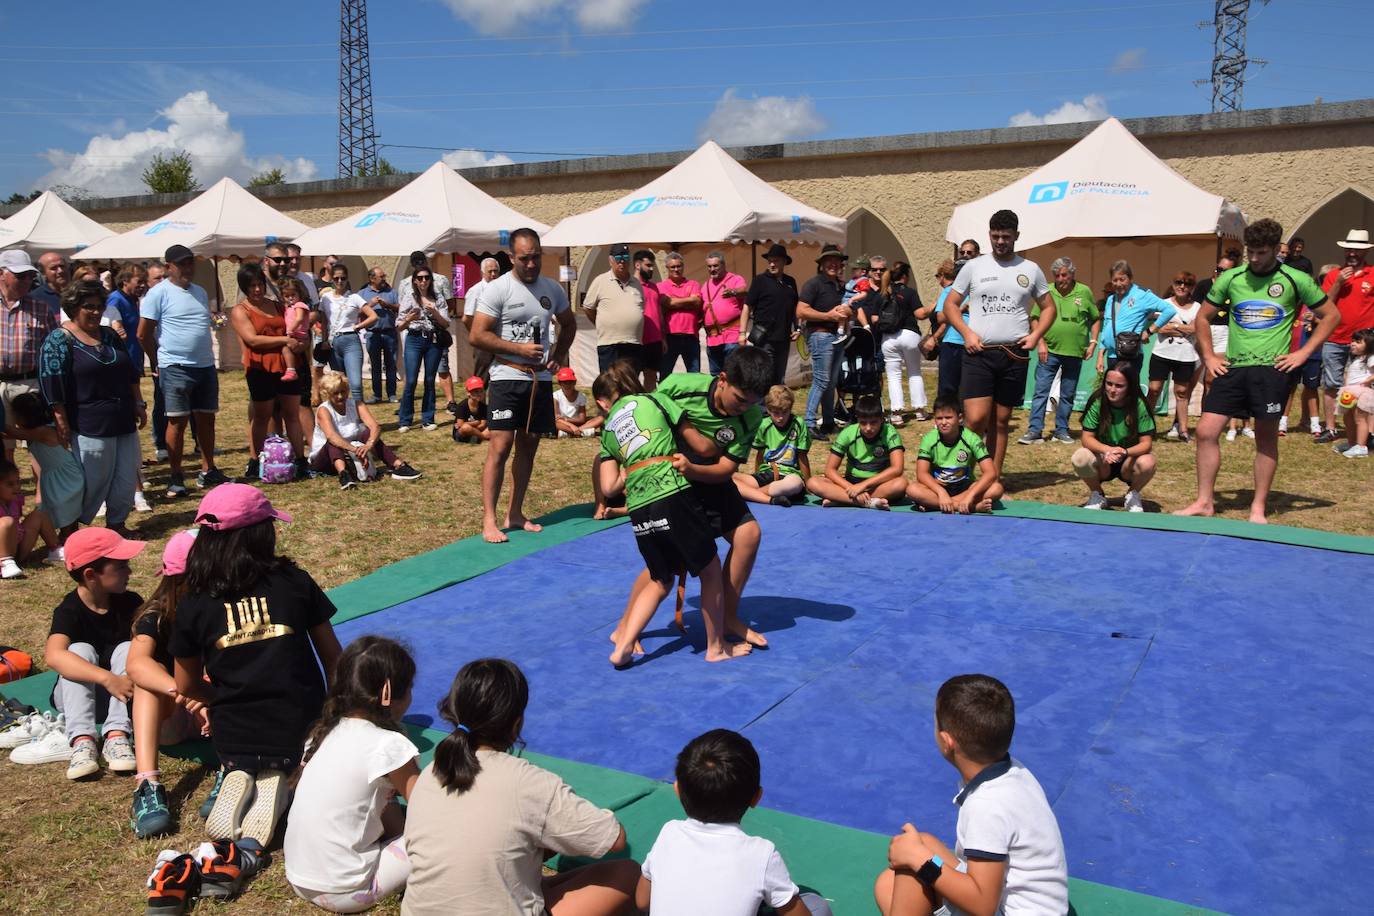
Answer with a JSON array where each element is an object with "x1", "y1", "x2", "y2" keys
[{"x1": 916, "y1": 855, "x2": 944, "y2": 887}]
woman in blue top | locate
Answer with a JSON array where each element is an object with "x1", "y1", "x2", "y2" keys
[{"x1": 1095, "y1": 260, "x2": 1177, "y2": 374}]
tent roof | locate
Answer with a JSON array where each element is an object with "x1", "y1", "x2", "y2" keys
[
  {"x1": 292, "y1": 162, "x2": 549, "y2": 256},
  {"x1": 945, "y1": 117, "x2": 1247, "y2": 250},
  {"x1": 0, "y1": 192, "x2": 114, "y2": 256},
  {"x1": 542, "y1": 140, "x2": 846, "y2": 248},
  {"x1": 76, "y1": 178, "x2": 310, "y2": 260}
]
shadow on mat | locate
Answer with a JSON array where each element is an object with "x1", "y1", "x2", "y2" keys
[
  {"x1": 1000, "y1": 469, "x2": 1076, "y2": 491},
  {"x1": 683, "y1": 595, "x2": 857, "y2": 637},
  {"x1": 1212, "y1": 488, "x2": 1334, "y2": 516}
]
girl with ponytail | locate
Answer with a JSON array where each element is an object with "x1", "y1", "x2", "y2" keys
[
  {"x1": 402, "y1": 658, "x2": 641, "y2": 915},
  {"x1": 284, "y1": 636, "x2": 419, "y2": 912}
]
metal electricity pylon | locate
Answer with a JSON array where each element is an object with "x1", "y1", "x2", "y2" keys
[{"x1": 338, "y1": 0, "x2": 378, "y2": 176}]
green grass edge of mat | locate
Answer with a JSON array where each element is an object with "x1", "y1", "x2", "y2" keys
[{"x1": 0, "y1": 678, "x2": 1224, "y2": 916}]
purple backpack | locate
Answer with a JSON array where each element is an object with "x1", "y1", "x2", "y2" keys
[{"x1": 260, "y1": 434, "x2": 296, "y2": 484}]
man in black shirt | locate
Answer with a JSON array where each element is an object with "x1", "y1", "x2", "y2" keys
[
  {"x1": 1285, "y1": 236, "x2": 1315, "y2": 276},
  {"x1": 744, "y1": 243, "x2": 799, "y2": 386}
]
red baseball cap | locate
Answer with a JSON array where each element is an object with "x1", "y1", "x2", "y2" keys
[
  {"x1": 556, "y1": 367, "x2": 577, "y2": 383},
  {"x1": 160, "y1": 529, "x2": 199, "y2": 576},
  {"x1": 194, "y1": 483, "x2": 293, "y2": 531},
  {"x1": 465, "y1": 376, "x2": 485, "y2": 392},
  {"x1": 64, "y1": 527, "x2": 146, "y2": 572}
]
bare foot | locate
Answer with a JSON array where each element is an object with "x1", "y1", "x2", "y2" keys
[
  {"x1": 867, "y1": 497, "x2": 890, "y2": 510},
  {"x1": 1248, "y1": 510, "x2": 1269, "y2": 524},
  {"x1": 504, "y1": 514, "x2": 543, "y2": 534},
  {"x1": 726, "y1": 618, "x2": 768, "y2": 647},
  {"x1": 483, "y1": 524, "x2": 509, "y2": 543},
  {"x1": 608, "y1": 632, "x2": 645, "y2": 655},
  {"x1": 976, "y1": 497, "x2": 994, "y2": 512},
  {"x1": 821, "y1": 498, "x2": 832, "y2": 508},
  {"x1": 593, "y1": 506, "x2": 607, "y2": 520},
  {"x1": 705, "y1": 641, "x2": 754, "y2": 662},
  {"x1": 609, "y1": 648, "x2": 634, "y2": 669},
  {"x1": 1173, "y1": 500, "x2": 1214, "y2": 518}
]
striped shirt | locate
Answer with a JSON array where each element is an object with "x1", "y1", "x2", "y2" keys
[{"x1": 1, "y1": 293, "x2": 61, "y2": 378}]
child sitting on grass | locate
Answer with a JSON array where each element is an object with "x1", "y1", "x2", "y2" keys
[
  {"x1": 172, "y1": 483, "x2": 343, "y2": 847},
  {"x1": 595, "y1": 361, "x2": 750, "y2": 668},
  {"x1": 0, "y1": 456, "x2": 62, "y2": 580},
  {"x1": 733, "y1": 385, "x2": 811, "y2": 508},
  {"x1": 453, "y1": 376, "x2": 490, "y2": 443},
  {"x1": 11, "y1": 527, "x2": 145, "y2": 778},
  {"x1": 874, "y1": 674, "x2": 1068, "y2": 916},
  {"x1": 554, "y1": 367, "x2": 604, "y2": 438},
  {"x1": 906, "y1": 395, "x2": 1004, "y2": 513},
  {"x1": 637, "y1": 728, "x2": 833, "y2": 916},
  {"x1": 806, "y1": 395, "x2": 906, "y2": 509},
  {"x1": 286, "y1": 636, "x2": 420, "y2": 913},
  {"x1": 127, "y1": 529, "x2": 211, "y2": 838}
]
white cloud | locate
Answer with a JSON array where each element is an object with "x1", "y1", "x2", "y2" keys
[
  {"x1": 36, "y1": 91, "x2": 316, "y2": 196},
  {"x1": 697, "y1": 89, "x2": 826, "y2": 146},
  {"x1": 442, "y1": 149, "x2": 516, "y2": 170},
  {"x1": 1008, "y1": 94, "x2": 1109, "y2": 127},
  {"x1": 437, "y1": 0, "x2": 645, "y2": 34},
  {"x1": 1112, "y1": 48, "x2": 1145, "y2": 73}
]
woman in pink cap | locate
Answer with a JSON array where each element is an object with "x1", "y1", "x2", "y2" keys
[
  {"x1": 126, "y1": 529, "x2": 208, "y2": 838},
  {"x1": 171, "y1": 483, "x2": 343, "y2": 849}
]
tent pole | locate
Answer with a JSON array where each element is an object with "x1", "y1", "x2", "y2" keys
[
  {"x1": 751, "y1": 241, "x2": 757, "y2": 277},
  {"x1": 212, "y1": 256, "x2": 223, "y2": 312},
  {"x1": 564, "y1": 247, "x2": 573, "y2": 303}
]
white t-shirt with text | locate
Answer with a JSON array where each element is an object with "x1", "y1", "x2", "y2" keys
[
  {"x1": 951, "y1": 254, "x2": 1050, "y2": 346},
  {"x1": 477, "y1": 272, "x2": 571, "y2": 383}
]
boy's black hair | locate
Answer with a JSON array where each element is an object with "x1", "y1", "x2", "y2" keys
[
  {"x1": 1244, "y1": 218, "x2": 1283, "y2": 251},
  {"x1": 988, "y1": 209, "x2": 1019, "y2": 233},
  {"x1": 8, "y1": 392, "x2": 51, "y2": 429},
  {"x1": 0, "y1": 456, "x2": 17, "y2": 478},
  {"x1": 931, "y1": 394, "x2": 962, "y2": 416},
  {"x1": 722, "y1": 347, "x2": 773, "y2": 399},
  {"x1": 68, "y1": 557, "x2": 116, "y2": 584},
  {"x1": 854, "y1": 394, "x2": 884, "y2": 420},
  {"x1": 675, "y1": 728, "x2": 761, "y2": 823},
  {"x1": 936, "y1": 674, "x2": 1015, "y2": 763}
]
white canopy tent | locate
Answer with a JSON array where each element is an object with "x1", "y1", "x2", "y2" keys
[
  {"x1": 0, "y1": 191, "x2": 114, "y2": 256},
  {"x1": 292, "y1": 162, "x2": 550, "y2": 256},
  {"x1": 946, "y1": 117, "x2": 1246, "y2": 294}
]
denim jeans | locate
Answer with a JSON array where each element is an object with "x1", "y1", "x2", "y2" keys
[
  {"x1": 72, "y1": 431, "x2": 140, "y2": 526},
  {"x1": 1027, "y1": 353, "x2": 1083, "y2": 436},
  {"x1": 330, "y1": 332, "x2": 365, "y2": 402},
  {"x1": 369, "y1": 331, "x2": 397, "y2": 399},
  {"x1": 53, "y1": 641, "x2": 131, "y2": 740},
  {"x1": 400, "y1": 333, "x2": 441, "y2": 426},
  {"x1": 706, "y1": 342, "x2": 738, "y2": 376},
  {"x1": 804, "y1": 330, "x2": 841, "y2": 429},
  {"x1": 659, "y1": 333, "x2": 700, "y2": 375}
]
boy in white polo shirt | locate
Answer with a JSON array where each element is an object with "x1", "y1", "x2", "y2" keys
[
  {"x1": 636, "y1": 729, "x2": 833, "y2": 916},
  {"x1": 875, "y1": 674, "x2": 1068, "y2": 916}
]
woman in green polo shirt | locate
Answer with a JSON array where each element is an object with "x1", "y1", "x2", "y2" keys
[{"x1": 1070, "y1": 363, "x2": 1156, "y2": 513}]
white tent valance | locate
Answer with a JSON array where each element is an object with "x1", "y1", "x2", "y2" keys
[
  {"x1": 292, "y1": 162, "x2": 549, "y2": 256},
  {"x1": 542, "y1": 140, "x2": 846, "y2": 248},
  {"x1": 77, "y1": 178, "x2": 310, "y2": 260},
  {"x1": 946, "y1": 117, "x2": 1246, "y2": 250},
  {"x1": 0, "y1": 191, "x2": 113, "y2": 256}
]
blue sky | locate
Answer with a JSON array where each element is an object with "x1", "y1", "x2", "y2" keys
[{"x1": 1, "y1": 0, "x2": 1365, "y2": 198}]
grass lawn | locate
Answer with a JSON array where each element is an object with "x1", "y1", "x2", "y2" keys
[{"x1": 0, "y1": 367, "x2": 1368, "y2": 914}]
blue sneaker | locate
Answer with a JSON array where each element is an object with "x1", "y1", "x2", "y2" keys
[{"x1": 132, "y1": 779, "x2": 173, "y2": 838}]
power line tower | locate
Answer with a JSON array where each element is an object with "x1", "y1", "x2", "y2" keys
[
  {"x1": 1203, "y1": 0, "x2": 1267, "y2": 113},
  {"x1": 338, "y1": 0, "x2": 378, "y2": 177}
]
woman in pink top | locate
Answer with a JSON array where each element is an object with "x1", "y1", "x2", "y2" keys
[{"x1": 702, "y1": 251, "x2": 748, "y2": 375}]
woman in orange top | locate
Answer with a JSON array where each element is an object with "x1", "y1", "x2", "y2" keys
[{"x1": 230, "y1": 262, "x2": 308, "y2": 480}]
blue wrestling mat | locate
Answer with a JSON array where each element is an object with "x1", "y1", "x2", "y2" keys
[{"x1": 333, "y1": 505, "x2": 1374, "y2": 914}]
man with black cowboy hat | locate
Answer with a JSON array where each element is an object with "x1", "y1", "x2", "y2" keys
[
  {"x1": 797, "y1": 243, "x2": 854, "y2": 440},
  {"x1": 744, "y1": 242, "x2": 799, "y2": 386},
  {"x1": 1315, "y1": 228, "x2": 1374, "y2": 442}
]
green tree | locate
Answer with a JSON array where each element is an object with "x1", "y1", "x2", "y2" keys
[
  {"x1": 248, "y1": 167, "x2": 285, "y2": 187},
  {"x1": 142, "y1": 151, "x2": 201, "y2": 194},
  {"x1": 356, "y1": 157, "x2": 397, "y2": 177},
  {"x1": 3, "y1": 190, "x2": 41, "y2": 205}
]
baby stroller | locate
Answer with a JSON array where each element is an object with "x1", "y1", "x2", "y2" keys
[{"x1": 834, "y1": 328, "x2": 882, "y2": 423}]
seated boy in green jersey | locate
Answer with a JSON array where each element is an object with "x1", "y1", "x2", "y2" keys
[
  {"x1": 906, "y1": 394, "x2": 1004, "y2": 513},
  {"x1": 806, "y1": 395, "x2": 907, "y2": 509},
  {"x1": 594, "y1": 362, "x2": 752, "y2": 669},
  {"x1": 734, "y1": 385, "x2": 811, "y2": 508}
]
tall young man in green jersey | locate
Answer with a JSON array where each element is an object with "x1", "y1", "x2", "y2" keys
[{"x1": 1177, "y1": 218, "x2": 1339, "y2": 524}]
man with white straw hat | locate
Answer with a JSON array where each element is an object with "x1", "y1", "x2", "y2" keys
[{"x1": 1315, "y1": 229, "x2": 1374, "y2": 442}]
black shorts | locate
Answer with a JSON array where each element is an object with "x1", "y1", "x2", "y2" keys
[
  {"x1": 487, "y1": 379, "x2": 556, "y2": 433},
  {"x1": 245, "y1": 368, "x2": 303, "y2": 403},
  {"x1": 960, "y1": 347, "x2": 1030, "y2": 407},
  {"x1": 1288, "y1": 356, "x2": 1321, "y2": 392},
  {"x1": 597, "y1": 343, "x2": 643, "y2": 373},
  {"x1": 692, "y1": 480, "x2": 754, "y2": 538},
  {"x1": 943, "y1": 478, "x2": 972, "y2": 496},
  {"x1": 751, "y1": 470, "x2": 800, "y2": 488},
  {"x1": 1201, "y1": 365, "x2": 1288, "y2": 421},
  {"x1": 1148, "y1": 355, "x2": 1199, "y2": 385},
  {"x1": 631, "y1": 490, "x2": 719, "y2": 585}
]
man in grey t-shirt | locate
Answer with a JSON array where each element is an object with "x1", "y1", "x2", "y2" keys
[
  {"x1": 470, "y1": 228, "x2": 576, "y2": 543},
  {"x1": 942, "y1": 209, "x2": 1056, "y2": 476}
]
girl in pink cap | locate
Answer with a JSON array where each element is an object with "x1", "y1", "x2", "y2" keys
[
  {"x1": 126, "y1": 529, "x2": 209, "y2": 838},
  {"x1": 171, "y1": 484, "x2": 343, "y2": 849}
]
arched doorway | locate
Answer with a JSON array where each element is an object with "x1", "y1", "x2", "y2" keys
[
  {"x1": 1291, "y1": 186, "x2": 1374, "y2": 272},
  {"x1": 845, "y1": 207, "x2": 912, "y2": 274}
]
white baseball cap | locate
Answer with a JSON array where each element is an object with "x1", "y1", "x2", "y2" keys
[{"x1": 0, "y1": 250, "x2": 38, "y2": 274}]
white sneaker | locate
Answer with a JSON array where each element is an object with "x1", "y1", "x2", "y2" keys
[
  {"x1": 45, "y1": 546, "x2": 65, "y2": 565},
  {"x1": 67, "y1": 739, "x2": 99, "y2": 779},
  {"x1": 1344, "y1": 445, "x2": 1369, "y2": 459},
  {"x1": 422, "y1": 423, "x2": 438, "y2": 431},
  {"x1": 1310, "y1": 418, "x2": 1322, "y2": 435},
  {"x1": 397, "y1": 425, "x2": 410, "y2": 433},
  {"x1": 10, "y1": 728, "x2": 72, "y2": 766},
  {"x1": 102, "y1": 733, "x2": 137, "y2": 773},
  {"x1": 1225, "y1": 428, "x2": 1237, "y2": 442},
  {"x1": 133, "y1": 491, "x2": 152, "y2": 512},
  {"x1": 1165, "y1": 424, "x2": 1180, "y2": 441},
  {"x1": 1124, "y1": 489, "x2": 1145, "y2": 513},
  {"x1": 1242, "y1": 427, "x2": 1255, "y2": 439},
  {"x1": 0, "y1": 711, "x2": 64, "y2": 750},
  {"x1": 557, "y1": 430, "x2": 570, "y2": 438},
  {"x1": 0, "y1": 557, "x2": 22, "y2": 580},
  {"x1": 580, "y1": 428, "x2": 597, "y2": 438},
  {"x1": 1083, "y1": 492, "x2": 1108, "y2": 510},
  {"x1": 1278, "y1": 416, "x2": 1288, "y2": 434},
  {"x1": 95, "y1": 502, "x2": 107, "y2": 518}
]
